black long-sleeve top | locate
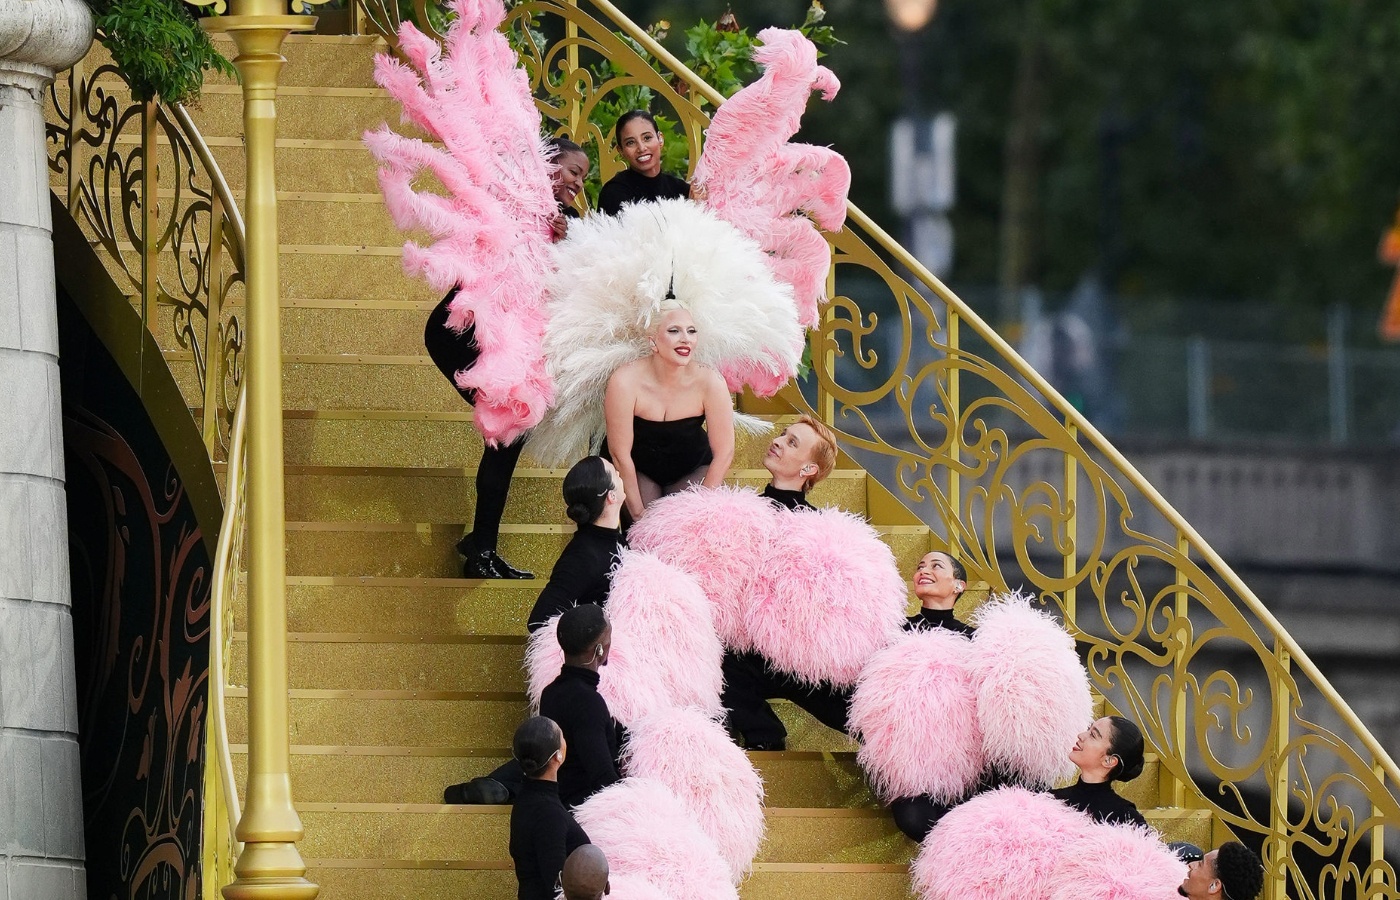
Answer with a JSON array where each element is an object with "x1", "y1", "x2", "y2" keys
[
  {"x1": 597, "y1": 168, "x2": 689, "y2": 216},
  {"x1": 509, "y1": 779, "x2": 591, "y2": 900},
  {"x1": 905, "y1": 606, "x2": 976, "y2": 636},
  {"x1": 527, "y1": 523, "x2": 624, "y2": 631},
  {"x1": 539, "y1": 665, "x2": 622, "y2": 807},
  {"x1": 1050, "y1": 778, "x2": 1147, "y2": 827},
  {"x1": 762, "y1": 483, "x2": 814, "y2": 511}
]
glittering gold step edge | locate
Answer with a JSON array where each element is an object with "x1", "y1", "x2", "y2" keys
[
  {"x1": 295, "y1": 803, "x2": 890, "y2": 817},
  {"x1": 285, "y1": 575, "x2": 543, "y2": 587},
  {"x1": 230, "y1": 632, "x2": 526, "y2": 645},
  {"x1": 302, "y1": 859, "x2": 907, "y2": 874},
  {"x1": 226, "y1": 689, "x2": 525, "y2": 701},
  {"x1": 231, "y1": 465, "x2": 865, "y2": 479},
  {"x1": 227, "y1": 744, "x2": 855, "y2": 761},
  {"x1": 166, "y1": 351, "x2": 432, "y2": 365},
  {"x1": 279, "y1": 521, "x2": 927, "y2": 535}
]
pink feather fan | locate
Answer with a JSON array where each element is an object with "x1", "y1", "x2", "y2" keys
[
  {"x1": 969, "y1": 593, "x2": 1094, "y2": 788},
  {"x1": 747, "y1": 507, "x2": 907, "y2": 688},
  {"x1": 622, "y1": 706, "x2": 766, "y2": 882},
  {"x1": 524, "y1": 550, "x2": 724, "y2": 726},
  {"x1": 694, "y1": 28, "x2": 852, "y2": 328},
  {"x1": 911, "y1": 786, "x2": 1092, "y2": 900},
  {"x1": 626, "y1": 486, "x2": 781, "y2": 650},
  {"x1": 363, "y1": 0, "x2": 554, "y2": 445},
  {"x1": 574, "y1": 778, "x2": 739, "y2": 900},
  {"x1": 1048, "y1": 821, "x2": 1186, "y2": 900},
  {"x1": 603, "y1": 873, "x2": 672, "y2": 900},
  {"x1": 848, "y1": 628, "x2": 983, "y2": 803}
]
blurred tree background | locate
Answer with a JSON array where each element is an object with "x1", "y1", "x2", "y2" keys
[{"x1": 610, "y1": 0, "x2": 1400, "y2": 341}]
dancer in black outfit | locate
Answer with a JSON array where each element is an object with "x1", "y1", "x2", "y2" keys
[
  {"x1": 597, "y1": 110, "x2": 690, "y2": 216},
  {"x1": 721, "y1": 416, "x2": 851, "y2": 751},
  {"x1": 447, "y1": 605, "x2": 624, "y2": 806},
  {"x1": 426, "y1": 137, "x2": 590, "y2": 578},
  {"x1": 527, "y1": 456, "x2": 626, "y2": 632},
  {"x1": 509, "y1": 716, "x2": 591, "y2": 900},
  {"x1": 886, "y1": 549, "x2": 983, "y2": 840},
  {"x1": 541, "y1": 605, "x2": 623, "y2": 807},
  {"x1": 1050, "y1": 714, "x2": 1148, "y2": 827}
]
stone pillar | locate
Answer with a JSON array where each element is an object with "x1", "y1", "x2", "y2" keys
[{"x1": 0, "y1": 3, "x2": 93, "y2": 899}]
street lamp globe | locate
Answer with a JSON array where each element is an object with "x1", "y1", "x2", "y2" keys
[{"x1": 885, "y1": 0, "x2": 938, "y2": 32}]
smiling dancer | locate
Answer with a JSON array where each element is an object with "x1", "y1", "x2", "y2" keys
[
  {"x1": 425, "y1": 136, "x2": 591, "y2": 579},
  {"x1": 597, "y1": 110, "x2": 690, "y2": 215},
  {"x1": 721, "y1": 417, "x2": 849, "y2": 750},
  {"x1": 906, "y1": 550, "x2": 975, "y2": 636},
  {"x1": 603, "y1": 303, "x2": 735, "y2": 521},
  {"x1": 1049, "y1": 714, "x2": 1147, "y2": 827}
]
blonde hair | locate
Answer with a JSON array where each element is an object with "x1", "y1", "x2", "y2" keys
[{"x1": 795, "y1": 413, "x2": 838, "y2": 490}]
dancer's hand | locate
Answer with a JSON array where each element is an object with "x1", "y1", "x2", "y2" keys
[{"x1": 549, "y1": 213, "x2": 569, "y2": 242}]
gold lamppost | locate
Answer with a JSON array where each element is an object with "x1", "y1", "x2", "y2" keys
[{"x1": 200, "y1": 2, "x2": 317, "y2": 897}]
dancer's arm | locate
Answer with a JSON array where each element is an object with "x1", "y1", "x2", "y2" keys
[
  {"x1": 701, "y1": 369, "x2": 735, "y2": 488},
  {"x1": 603, "y1": 369, "x2": 646, "y2": 519}
]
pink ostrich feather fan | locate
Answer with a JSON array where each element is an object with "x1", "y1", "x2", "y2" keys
[
  {"x1": 525, "y1": 552, "x2": 725, "y2": 726},
  {"x1": 970, "y1": 593, "x2": 1094, "y2": 788},
  {"x1": 747, "y1": 507, "x2": 907, "y2": 688},
  {"x1": 911, "y1": 786, "x2": 1094, "y2": 900},
  {"x1": 694, "y1": 28, "x2": 852, "y2": 328},
  {"x1": 574, "y1": 778, "x2": 739, "y2": 900},
  {"x1": 848, "y1": 628, "x2": 984, "y2": 803},
  {"x1": 626, "y1": 486, "x2": 781, "y2": 650},
  {"x1": 622, "y1": 706, "x2": 765, "y2": 882},
  {"x1": 1048, "y1": 821, "x2": 1186, "y2": 900},
  {"x1": 363, "y1": 0, "x2": 555, "y2": 445},
  {"x1": 601, "y1": 873, "x2": 672, "y2": 900}
]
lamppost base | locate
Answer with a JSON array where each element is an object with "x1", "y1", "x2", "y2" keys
[{"x1": 223, "y1": 842, "x2": 320, "y2": 900}]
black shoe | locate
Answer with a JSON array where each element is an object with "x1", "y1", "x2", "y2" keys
[
  {"x1": 456, "y1": 533, "x2": 533, "y2": 580},
  {"x1": 444, "y1": 777, "x2": 510, "y2": 805}
]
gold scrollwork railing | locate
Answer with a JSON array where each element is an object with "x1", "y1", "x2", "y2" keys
[
  {"x1": 46, "y1": 56, "x2": 246, "y2": 456},
  {"x1": 201, "y1": 387, "x2": 248, "y2": 899},
  {"x1": 340, "y1": 1, "x2": 1397, "y2": 896}
]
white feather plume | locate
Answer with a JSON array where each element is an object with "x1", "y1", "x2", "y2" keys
[{"x1": 527, "y1": 198, "x2": 804, "y2": 467}]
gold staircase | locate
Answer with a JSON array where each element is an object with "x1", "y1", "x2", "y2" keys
[
  {"x1": 47, "y1": 3, "x2": 1400, "y2": 898},
  {"x1": 179, "y1": 30, "x2": 1211, "y2": 898}
]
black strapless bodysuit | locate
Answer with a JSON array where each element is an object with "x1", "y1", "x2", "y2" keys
[{"x1": 607, "y1": 414, "x2": 713, "y2": 486}]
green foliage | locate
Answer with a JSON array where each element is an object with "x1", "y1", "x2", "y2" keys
[{"x1": 86, "y1": 0, "x2": 235, "y2": 104}]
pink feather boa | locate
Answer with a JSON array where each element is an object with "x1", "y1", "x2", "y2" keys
[
  {"x1": 911, "y1": 787, "x2": 1092, "y2": 900},
  {"x1": 694, "y1": 28, "x2": 852, "y2": 328},
  {"x1": 524, "y1": 550, "x2": 724, "y2": 726},
  {"x1": 746, "y1": 507, "x2": 908, "y2": 687},
  {"x1": 622, "y1": 707, "x2": 766, "y2": 882},
  {"x1": 970, "y1": 595, "x2": 1094, "y2": 788},
  {"x1": 574, "y1": 778, "x2": 739, "y2": 900},
  {"x1": 848, "y1": 628, "x2": 984, "y2": 803},
  {"x1": 625, "y1": 486, "x2": 781, "y2": 650},
  {"x1": 363, "y1": 0, "x2": 553, "y2": 444},
  {"x1": 1048, "y1": 821, "x2": 1186, "y2": 900}
]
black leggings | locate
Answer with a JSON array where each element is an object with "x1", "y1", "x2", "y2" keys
[{"x1": 424, "y1": 291, "x2": 523, "y2": 551}]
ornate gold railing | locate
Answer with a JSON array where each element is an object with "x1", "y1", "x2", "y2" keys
[
  {"x1": 45, "y1": 44, "x2": 250, "y2": 897},
  {"x1": 201, "y1": 388, "x2": 248, "y2": 899},
  {"x1": 46, "y1": 56, "x2": 246, "y2": 456},
  {"x1": 339, "y1": 1, "x2": 1399, "y2": 896}
]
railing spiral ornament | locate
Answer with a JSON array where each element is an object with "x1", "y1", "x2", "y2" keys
[
  {"x1": 347, "y1": 1, "x2": 1397, "y2": 896},
  {"x1": 45, "y1": 59, "x2": 247, "y2": 456}
]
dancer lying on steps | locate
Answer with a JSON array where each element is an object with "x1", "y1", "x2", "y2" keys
[
  {"x1": 508, "y1": 716, "x2": 591, "y2": 900},
  {"x1": 528, "y1": 456, "x2": 626, "y2": 632}
]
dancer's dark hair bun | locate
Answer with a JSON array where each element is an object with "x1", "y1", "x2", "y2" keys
[
  {"x1": 1106, "y1": 715, "x2": 1145, "y2": 782},
  {"x1": 513, "y1": 716, "x2": 562, "y2": 777},
  {"x1": 562, "y1": 456, "x2": 612, "y2": 525}
]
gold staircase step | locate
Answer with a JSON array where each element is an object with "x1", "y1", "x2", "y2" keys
[
  {"x1": 194, "y1": 86, "x2": 404, "y2": 144},
  {"x1": 278, "y1": 467, "x2": 870, "y2": 524},
  {"x1": 227, "y1": 634, "x2": 526, "y2": 693},
  {"x1": 208, "y1": 34, "x2": 384, "y2": 89},
  {"x1": 282, "y1": 521, "x2": 930, "y2": 580},
  {"x1": 306, "y1": 865, "x2": 910, "y2": 900},
  {"x1": 280, "y1": 409, "x2": 810, "y2": 470},
  {"x1": 270, "y1": 577, "x2": 542, "y2": 635},
  {"x1": 229, "y1": 748, "x2": 875, "y2": 808},
  {"x1": 212, "y1": 143, "x2": 386, "y2": 194},
  {"x1": 293, "y1": 803, "x2": 910, "y2": 865},
  {"x1": 224, "y1": 694, "x2": 857, "y2": 754}
]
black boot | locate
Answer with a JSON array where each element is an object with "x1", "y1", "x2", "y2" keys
[
  {"x1": 444, "y1": 776, "x2": 510, "y2": 805},
  {"x1": 456, "y1": 533, "x2": 534, "y2": 579}
]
